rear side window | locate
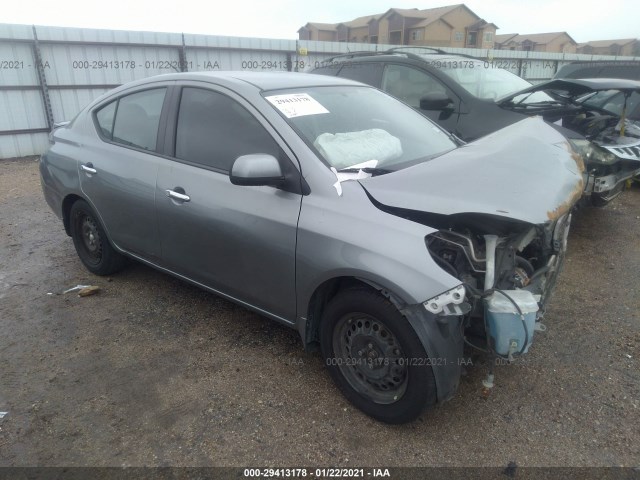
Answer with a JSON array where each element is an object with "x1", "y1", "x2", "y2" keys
[
  {"x1": 336, "y1": 62, "x2": 384, "y2": 86},
  {"x1": 94, "y1": 88, "x2": 166, "y2": 152},
  {"x1": 174, "y1": 87, "x2": 280, "y2": 172}
]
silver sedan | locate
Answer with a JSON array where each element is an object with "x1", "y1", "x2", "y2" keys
[{"x1": 40, "y1": 71, "x2": 583, "y2": 423}]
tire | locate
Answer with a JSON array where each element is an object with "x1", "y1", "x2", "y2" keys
[
  {"x1": 320, "y1": 288, "x2": 437, "y2": 424},
  {"x1": 69, "y1": 199, "x2": 127, "y2": 276}
]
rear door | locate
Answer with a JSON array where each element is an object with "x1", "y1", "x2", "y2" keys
[
  {"x1": 80, "y1": 85, "x2": 170, "y2": 260},
  {"x1": 155, "y1": 83, "x2": 302, "y2": 321}
]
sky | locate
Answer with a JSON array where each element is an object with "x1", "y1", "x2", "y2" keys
[{"x1": 2, "y1": 0, "x2": 638, "y2": 43}]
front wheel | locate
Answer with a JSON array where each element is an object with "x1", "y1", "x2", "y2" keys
[
  {"x1": 320, "y1": 288, "x2": 437, "y2": 424},
  {"x1": 69, "y1": 199, "x2": 126, "y2": 275}
]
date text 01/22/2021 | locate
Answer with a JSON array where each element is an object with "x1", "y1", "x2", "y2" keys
[
  {"x1": 243, "y1": 468, "x2": 392, "y2": 477},
  {"x1": 325, "y1": 357, "x2": 473, "y2": 367}
]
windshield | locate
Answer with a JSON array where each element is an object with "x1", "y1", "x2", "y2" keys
[
  {"x1": 264, "y1": 86, "x2": 456, "y2": 171},
  {"x1": 579, "y1": 90, "x2": 640, "y2": 120},
  {"x1": 440, "y1": 64, "x2": 553, "y2": 103},
  {"x1": 440, "y1": 64, "x2": 530, "y2": 99}
]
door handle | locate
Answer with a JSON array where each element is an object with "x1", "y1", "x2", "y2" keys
[
  {"x1": 81, "y1": 163, "x2": 97, "y2": 174},
  {"x1": 166, "y1": 189, "x2": 190, "y2": 202}
]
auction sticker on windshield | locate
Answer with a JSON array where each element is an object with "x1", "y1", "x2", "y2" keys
[{"x1": 266, "y1": 93, "x2": 329, "y2": 118}]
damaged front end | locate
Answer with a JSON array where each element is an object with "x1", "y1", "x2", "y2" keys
[
  {"x1": 359, "y1": 117, "x2": 583, "y2": 396},
  {"x1": 499, "y1": 78, "x2": 640, "y2": 206},
  {"x1": 424, "y1": 212, "x2": 570, "y2": 357},
  {"x1": 567, "y1": 116, "x2": 640, "y2": 205},
  {"x1": 406, "y1": 211, "x2": 573, "y2": 399}
]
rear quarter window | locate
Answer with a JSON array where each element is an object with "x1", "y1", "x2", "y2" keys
[
  {"x1": 93, "y1": 88, "x2": 167, "y2": 152},
  {"x1": 95, "y1": 102, "x2": 116, "y2": 139}
]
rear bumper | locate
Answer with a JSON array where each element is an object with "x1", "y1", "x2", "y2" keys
[{"x1": 39, "y1": 156, "x2": 64, "y2": 220}]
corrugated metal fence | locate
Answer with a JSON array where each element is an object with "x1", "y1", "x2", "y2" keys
[{"x1": 1, "y1": 23, "x2": 638, "y2": 159}]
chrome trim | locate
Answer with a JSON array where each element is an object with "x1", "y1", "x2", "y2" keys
[
  {"x1": 166, "y1": 189, "x2": 191, "y2": 202},
  {"x1": 80, "y1": 164, "x2": 97, "y2": 174}
]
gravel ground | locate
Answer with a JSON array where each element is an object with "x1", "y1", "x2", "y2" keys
[{"x1": 0, "y1": 157, "x2": 639, "y2": 468}]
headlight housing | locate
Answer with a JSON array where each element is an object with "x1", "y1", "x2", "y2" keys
[{"x1": 569, "y1": 139, "x2": 617, "y2": 165}]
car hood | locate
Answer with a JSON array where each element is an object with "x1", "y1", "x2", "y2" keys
[
  {"x1": 359, "y1": 117, "x2": 584, "y2": 225},
  {"x1": 495, "y1": 78, "x2": 640, "y2": 161},
  {"x1": 497, "y1": 78, "x2": 640, "y2": 105}
]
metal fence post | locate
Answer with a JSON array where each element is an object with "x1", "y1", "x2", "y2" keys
[
  {"x1": 31, "y1": 25, "x2": 54, "y2": 131},
  {"x1": 179, "y1": 33, "x2": 188, "y2": 72}
]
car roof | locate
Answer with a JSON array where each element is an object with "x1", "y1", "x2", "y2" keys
[
  {"x1": 117, "y1": 71, "x2": 363, "y2": 91},
  {"x1": 321, "y1": 50, "x2": 480, "y2": 65},
  {"x1": 545, "y1": 77, "x2": 640, "y2": 91},
  {"x1": 560, "y1": 60, "x2": 640, "y2": 66},
  {"x1": 497, "y1": 77, "x2": 640, "y2": 104},
  {"x1": 417, "y1": 53, "x2": 481, "y2": 62},
  {"x1": 554, "y1": 60, "x2": 640, "y2": 80},
  {"x1": 198, "y1": 71, "x2": 364, "y2": 90}
]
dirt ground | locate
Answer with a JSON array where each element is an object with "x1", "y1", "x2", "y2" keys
[{"x1": 0, "y1": 157, "x2": 639, "y2": 468}]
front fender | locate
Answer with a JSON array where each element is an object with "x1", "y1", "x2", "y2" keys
[{"x1": 295, "y1": 181, "x2": 461, "y2": 324}]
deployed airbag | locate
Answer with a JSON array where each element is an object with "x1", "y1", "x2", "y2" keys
[{"x1": 314, "y1": 128, "x2": 402, "y2": 169}]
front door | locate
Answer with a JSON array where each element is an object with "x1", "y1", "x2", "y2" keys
[{"x1": 155, "y1": 85, "x2": 301, "y2": 321}]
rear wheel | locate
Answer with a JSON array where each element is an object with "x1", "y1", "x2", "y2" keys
[
  {"x1": 69, "y1": 199, "x2": 126, "y2": 275},
  {"x1": 320, "y1": 288, "x2": 436, "y2": 424}
]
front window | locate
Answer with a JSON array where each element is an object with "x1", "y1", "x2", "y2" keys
[
  {"x1": 484, "y1": 32, "x2": 493, "y2": 42},
  {"x1": 382, "y1": 64, "x2": 447, "y2": 107},
  {"x1": 389, "y1": 31, "x2": 402, "y2": 44},
  {"x1": 175, "y1": 87, "x2": 280, "y2": 171},
  {"x1": 264, "y1": 86, "x2": 456, "y2": 172},
  {"x1": 467, "y1": 32, "x2": 477, "y2": 46}
]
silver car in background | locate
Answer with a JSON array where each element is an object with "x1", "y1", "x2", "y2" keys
[{"x1": 40, "y1": 72, "x2": 583, "y2": 423}]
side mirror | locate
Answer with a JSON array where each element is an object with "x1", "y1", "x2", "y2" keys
[
  {"x1": 420, "y1": 92, "x2": 454, "y2": 111},
  {"x1": 229, "y1": 154, "x2": 285, "y2": 187}
]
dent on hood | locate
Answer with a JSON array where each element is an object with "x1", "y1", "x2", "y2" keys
[{"x1": 359, "y1": 117, "x2": 584, "y2": 226}]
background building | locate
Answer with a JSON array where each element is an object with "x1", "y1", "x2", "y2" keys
[
  {"x1": 298, "y1": 4, "x2": 497, "y2": 49},
  {"x1": 577, "y1": 38, "x2": 640, "y2": 56},
  {"x1": 494, "y1": 32, "x2": 577, "y2": 53}
]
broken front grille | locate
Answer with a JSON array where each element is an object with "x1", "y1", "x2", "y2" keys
[{"x1": 603, "y1": 141, "x2": 640, "y2": 161}]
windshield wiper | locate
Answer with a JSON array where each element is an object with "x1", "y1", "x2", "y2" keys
[
  {"x1": 518, "y1": 100, "x2": 566, "y2": 106},
  {"x1": 337, "y1": 167, "x2": 393, "y2": 176}
]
